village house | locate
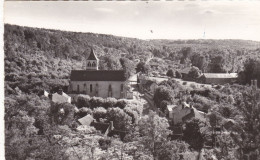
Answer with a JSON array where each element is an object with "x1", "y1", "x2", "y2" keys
[
  {"x1": 179, "y1": 67, "x2": 192, "y2": 80},
  {"x1": 137, "y1": 74, "x2": 159, "y2": 94},
  {"x1": 197, "y1": 73, "x2": 238, "y2": 85},
  {"x1": 44, "y1": 89, "x2": 71, "y2": 104},
  {"x1": 165, "y1": 102, "x2": 206, "y2": 125},
  {"x1": 68, "y1": 49, "x2": 132, "y2": 99}
]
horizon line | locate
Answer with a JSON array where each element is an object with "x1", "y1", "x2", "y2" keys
[{"x1": 4, "y1": 23, "x2": 260, "y2": 43}]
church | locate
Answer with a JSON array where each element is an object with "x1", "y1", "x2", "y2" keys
[{"x1": 68, "y1": 49, "x2": 129, "y2": 99}]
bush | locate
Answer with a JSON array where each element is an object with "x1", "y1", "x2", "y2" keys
[
  {"x1": 166, "y1": 69, "x2": 175, "y2": 77},
  {"x1": 76, "y1": 95, "x2": 91, "y2": 108},
  {"x1": 93, "y1": 107, "x2": 107, "y2": 121},
  {"x1": 175, "y1": 71, "x2": 182, "y2": 78},
  {"x1": 76, "y1": 107, "x2": 92, "y2": 119},
  {"x1": 98, "y1": 138, "x2": 111, "y2": 150}
]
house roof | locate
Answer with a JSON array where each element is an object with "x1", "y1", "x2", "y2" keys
[
  {"x1": 61, "y1": 92, "x2": 70, "y2": 99},
  {"x1": 70, "y1": 70, "x2": 127, "y2": 81},
  {"x1": 179, "y1": 67, "x2": 191, "y2": 74},
  {"x1": 87, "y1": 48, "x2": 98, "y2": 60},
  {"x1": 78, "y1": 115, "x2": 94, "y2": 126},
  {"x1": 202, "y1": 73, "x2": 238, "y2": 79},
  {"x1": 167, "y1": 105, "x2": 177, "y2": 112}
]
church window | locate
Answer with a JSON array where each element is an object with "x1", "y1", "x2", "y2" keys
[
  {"x1": 92, "y1": 62, "x2": 96, "y2": 67},
  {"x1": 90, "y1": 84, "x2": 93, "y2": 92},
  {"x1": 88, "y1": 62, "x2": 91, "y2": 67},
  {"x1": 121, "y1": 84, "x2": 124, "y2": 91},
  {"x1": 108, "y1": 84, "x2": 112, "y2": 97},
  {"x1": 95, "y1": 84, "x2": 98, "y2": 95}
]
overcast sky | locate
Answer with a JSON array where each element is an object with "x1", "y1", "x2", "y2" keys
[{"x1": 4, "y1": 1, "x2": 260, "y2": 41}]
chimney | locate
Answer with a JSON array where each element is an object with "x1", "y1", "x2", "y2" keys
[
  {"x1": 251, "y1": 80, "x2": 254, "y2": 86},
  {"x1": 254, "y1": 80, "x2": 258, "y2": 88},
  {"x1": 57, "y1": 88, "x2": 63, "y2": 95},
  {"x1": 109, "y1": 121, "x2": 114, "y2": 131}
]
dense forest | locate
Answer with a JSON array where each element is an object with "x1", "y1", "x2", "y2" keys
[
  {"x1": 4, "y1": 24, "x2": 260, "y2": 94},
  {"x1": 4, "y1": 24, "x2": 260, "y2": 160}
]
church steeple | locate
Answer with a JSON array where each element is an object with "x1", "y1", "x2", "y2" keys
[{"x1": 86, "y1": 48, "x2": 99, "y2": 70}]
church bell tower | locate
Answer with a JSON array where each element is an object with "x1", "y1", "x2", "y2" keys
[{"x1": 86, "y1": 48, "x2": 99, "y2": 70}]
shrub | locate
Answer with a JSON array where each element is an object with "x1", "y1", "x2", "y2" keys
[
  {"x1": 98, "y1": 138, "x2": 111, "y2": 150},
  {"x1": 76, "y1": 107, "x2": 92, "y2": 119},
  {"x1": 93, "y1": 107, "x2": 107, "y2": 121},
  {"x1": 115, "y1": 99, "x2": 127, "y2": 109},
  {"x1": 124, "y1": 107, "x2": 139, "y2": 124},
  {"x1": 103, "y1": 97, "x2": 117, "y2": 109},
  {"x1": 166, "y1": 69, "x2": 175, "y2": 77},
  {"x1": 76, "y1": 95, "x2": 91, "y2": 108},
  {"x1": 175, "y1": 71, "x2": 182, "y2": 78}
]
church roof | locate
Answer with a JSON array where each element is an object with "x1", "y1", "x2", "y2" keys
[
  {"x1": 87, "y1": 48, "x2": 98, "y2": 60},
  {"x1": 70, "y1": 70, "x2": 127, "y2": 81}
]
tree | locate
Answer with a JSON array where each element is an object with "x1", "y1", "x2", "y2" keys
[
  {"x1": 183, "y1": 118, "x2": 205, "y2": 150},
  {"x1": 153, "y1": 86, "x2": 174, "y2": 107},
  {"x1": 208, "y1": 55, "x2": 226, "y2": 73},
  {"x1": 239, "y1": 58, "x2": 260, "y2": 88},
  {"x1": 191, "y1": 54, "x2": 208, "y2": 72},
  {"x1": 107, "y1": 107, "x2": 132, "y2": 131},
  {"x1": 232, "y1": 87, "x2": 260, "y2": 159},
  {"x1": 120, "y1": 57, "x2": 135, "y2": 79},
  {"x1": 175, "y1": 70, "x2": 182, "y2": 79},
  {"x1": 138, "y1": 111, "x2": 172, "y2": 158},
  {"x1": 157, "y1": 141, "x2": 189, "y2": 160},
  {"x1": 180, "y1": 47, "x2": 192, "y2": 64},
  {"x1": 136, "y1": 61, "x2": 150, "y2": 74},
  {"x1": 166, "y1": 69, "x2": 175, "y2": 78},
  {"x1": 99, "y1": 55, "x2": 121, "y2": 70},
  {"x1": 188, "y1": 66, "x2": 202, "y2": 80}
]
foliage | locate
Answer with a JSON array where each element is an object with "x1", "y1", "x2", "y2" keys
[
  {"x1": 138, "y1": 111, "x2": 172, "y2": 158},
  {"x1": 183, "y1": 118, "x2": 205, "y2": 150},
  {"x1": 107, "y1": 107, "x2": 132, "y2": 131},
  {"x1": 175, "y1": 70, "x2": 182, "y2": 78},
  {"x1": 166, "y1": 69, "x2": 175, "y2": 77},
  {"x1": 49, "y1": 102, "x2": 75, "y2": 127},
  {"x1": 136, "y1": 61, "x2": 150, "y2": 74},
  {"x1": 188, "y1": 66, "x2": 202, "y2": 80},
  {"x1": 208, "y1": 55, "x2": 226, "y2": 73},
  {"x1": 153, "y1": 86, "x2": 174, "y2": 107},
  {"x1": 231, "y1": 88, "x2": 260, "y2": 158},
  {"x1": 238, "y1": 58, "x2": 260, "y2": 88}
]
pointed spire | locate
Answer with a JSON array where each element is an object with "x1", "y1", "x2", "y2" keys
[{"x1": 87, "y1": 48, "x2": 98, "y2": 60}]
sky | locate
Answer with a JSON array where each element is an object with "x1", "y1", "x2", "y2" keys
[{"x1": 3, "y1": 1, "x2": 260, "y2": 41}]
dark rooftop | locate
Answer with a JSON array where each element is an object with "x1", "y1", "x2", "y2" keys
[
  {"x1": 87, "y1": 48, "x2": 98, "y2": 60},
  {"x1": 70, "y1": 70, "x2": 127, "y2": 81}
]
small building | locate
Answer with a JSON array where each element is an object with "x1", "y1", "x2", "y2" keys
[
  {"x1": 166, "y1": 102, "x2": 206, "y2": 125},
  {"x1": 52, "y1": 90, "x2": 71, "y2": 104},
  {"x1": 78, "y1": 114, "x2": 94, "y2": 126},
  {"x1": 197, "y1": 73, "x2": 238, "y2": 85},
  {"x1": 179, "y1": 67, "x2": 191, "y2": 80}
]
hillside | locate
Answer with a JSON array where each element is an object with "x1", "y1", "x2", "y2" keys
[
  {"x1": 4, "y1": 24, "x2": 260, "y2": 160},
  {"x1": 4, "y1": 24, "x2": 260, "y2": 94}
]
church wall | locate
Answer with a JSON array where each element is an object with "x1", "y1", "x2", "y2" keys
[{"x1": 70, "y1": 81, "x2": 126, "y2": 99}]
